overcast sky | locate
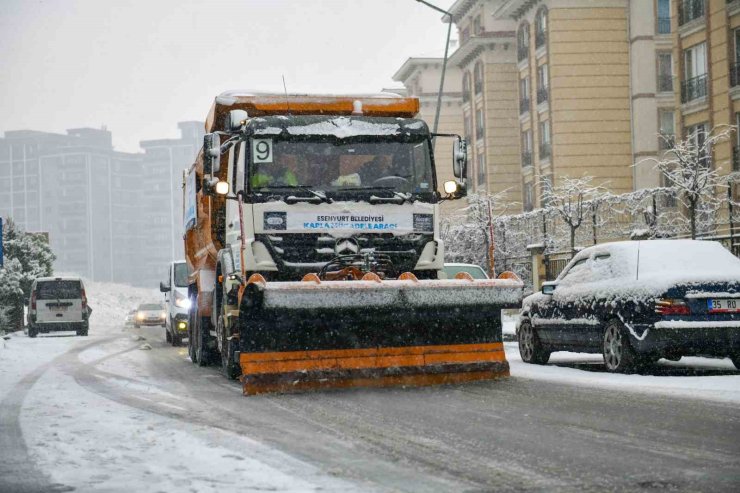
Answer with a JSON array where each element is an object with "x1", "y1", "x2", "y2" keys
[{"x1": 0, "y1": 0, "x2": 452, "y2": 152}]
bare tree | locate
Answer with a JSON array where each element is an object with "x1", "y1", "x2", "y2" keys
[
  {"x1": 650, "y1": 126, "x2": 735, "y2": 239},
  {"x1": 441, "y1": 190, "x2": 514, "y2": 274},
  {"x1": 541, "y1": 176, "x2": 608, "y2": 257}
]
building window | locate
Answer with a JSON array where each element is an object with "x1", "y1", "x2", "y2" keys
[
  {"x1": 678, "y1": 0, "x2": 704, "y2": 27},
  {"x1": 540, "y1": 175, "x2": 553, "y2": 207},
  {"x1": 539, "y1": 120, "x2": 551, "y2": 160},
  {"x1": 519, "y1": 77, "x2": 530, "y2": 115},
  {"x1": 463, "y1": 112, "x2": 472, "y2": 143},
  {"x1": 475, "y1": 106, "x2": 485, "y2": 139},
  {"x1": 681, "y1": 42, "x2": 707, "y2": 103},
  {"x1": 461, "y1": 25, "x2": 470, "y2": 44},
  {"x1": 473, "y1": 15, "x2": 483, "y2": 35},
  {"x1": 657, "y1": 0, "x2": 671, "y2": 34},
  {"x1": 732, "y1": 29, "x2": 740, "y2": 87},
  {"x1": 477, "y1": 153, "x2": 486, "y2": 186},
  {"x1": 522, "y1": 129, "x2": 533, "y2": 167},
  {"x1": 462, "y1": 72, "x2": 471, "y2": 102},
  {"x1": 517, "y1": 23, "x2": 530, "y2": 62},
  {"x1": 474, "y1": 61, "x2": 484, "y2": 94},
  {"x1": 535, "y1": 7, "x2": 548, "y2": 49},
  {"x1": 686, "y1": 122, "x2": 708, "y2": 167},
  {"x1": 657, "y1": 53, "x2": 673, "y2": 92},
  {"x1": 537, "y1": 64, "x2": 549, "y2": 104},
  {"x1": 658, "y1": 110, "x2": 675, "y2": 149},
  {"x1": 523, "y1": 182, "x2": 534, "y2": 212}
]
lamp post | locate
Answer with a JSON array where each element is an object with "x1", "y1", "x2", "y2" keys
[{"x1": 414, "y1": 0, "x2": 454, "y2": 140}]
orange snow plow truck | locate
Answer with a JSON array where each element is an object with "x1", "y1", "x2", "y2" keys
[{"x1": 183, "y1": 91, "x2": 524, "y2": 395}]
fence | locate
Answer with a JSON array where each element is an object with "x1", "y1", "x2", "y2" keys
[{"x1": 444, "y1": 186, "x2": 740, "y2": 289}]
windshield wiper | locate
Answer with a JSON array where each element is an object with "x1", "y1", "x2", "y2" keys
[{"x1": 259, "y1": 185, "x2": 332, "y2": 204}]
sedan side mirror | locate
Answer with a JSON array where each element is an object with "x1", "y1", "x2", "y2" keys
[
  {"x1": 541, "y1": 282, "x2": 556, "y2": 295},
  {"x1": 159, "y1": 282, "x2": 170, "y2": 293}
]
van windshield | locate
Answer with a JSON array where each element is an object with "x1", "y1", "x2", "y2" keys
[
  {"x1": 36, "y1": 280, "x2": 81, "y2": 300},
  {"x1": 174, "y1": 263, "x2": 189, "y2": 287}
]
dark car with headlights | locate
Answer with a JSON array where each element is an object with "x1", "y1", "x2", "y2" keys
[{"x1": 517, "y1": 240, "x2": 740, "y2": 372}]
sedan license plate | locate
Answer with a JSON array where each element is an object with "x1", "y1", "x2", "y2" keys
[{"x1": 708, "y1": 299, "x2": 740, "y2": 313}]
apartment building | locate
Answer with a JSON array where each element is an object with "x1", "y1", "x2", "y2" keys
[
  {"x1": 666, "y1": 0, "x2": 740, "y2": 201},
  {"x1": 139, "y1": 121, "x2": 203, "y2": 286},
  {"x1": 392, "y1": 53, "x2": 466, "y2": 213}
]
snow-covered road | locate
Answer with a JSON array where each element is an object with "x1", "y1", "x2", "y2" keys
[{"x1": 1, "y1": 286, "x2": 739, "y2": 492}]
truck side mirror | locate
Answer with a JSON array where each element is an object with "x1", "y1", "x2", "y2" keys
[
  {"x1": 453, "y1": 138, "x2": 468, "y2": 179},
  {"x1": 203, "y1": 133, "x2": 221, "y2": 175},
  {"x1": 160, "y1": 281, "x2": 170, "y2": 293}
]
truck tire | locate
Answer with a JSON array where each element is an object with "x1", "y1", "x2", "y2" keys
[
  {"x1": 195, "y1": 314, "x2": 211, "y2": 367},
  {"x1": 218, "y1": 314, "x2": 240, "y2": 380}
]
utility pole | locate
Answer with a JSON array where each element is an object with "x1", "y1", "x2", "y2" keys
[{"x1": 414, "y1": 0, "x2": 454, "y2": 142}]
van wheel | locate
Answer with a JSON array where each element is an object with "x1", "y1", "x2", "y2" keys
[
  {"x1": 603, "y1": 319, "x2": 638, "y2": 373},
  {"x1": 518, "y1": 319, "x2": 550, "y2": 364},
  {"x1": 28, "y1": 325, "x2": 38, "y2": 338},
  {"x1": 172, "y1": 333, "x2": 181, "y2": 347}
]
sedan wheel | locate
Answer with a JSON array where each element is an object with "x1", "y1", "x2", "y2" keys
[
  {"x1": 603, "y1": 319, "x2": 637, "y2": 373},
  {"x1": 518, "y1": 319, "x2": 550, "y2": 365}
]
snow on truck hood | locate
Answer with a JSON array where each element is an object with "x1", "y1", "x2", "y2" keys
[
  {"x1": 524, "y1": 240, "x2": 740, "y2": 306},
  {"x1": 250, "y1": 115, "x2": 429, "y2": 139}
]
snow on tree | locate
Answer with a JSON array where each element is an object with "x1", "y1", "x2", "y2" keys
[
  {"x1": 441, "y1": 190, "x2": 514, "y2": 274},
  {"x1": 541, "y1": 176, "x2": 609, "y2": 257},
  {"x1": 649, "y1": 126, "x2": 735, "y2": 239},
  {"x1": 0, "y1": 218, "x2": 55, "y2": 331}
]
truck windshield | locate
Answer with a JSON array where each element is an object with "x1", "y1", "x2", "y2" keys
[
  {"x1": 173, "y1": 262, "x2": 189, "y2": 288},
  {"x1": 248, "y1": 139, "x2": 434, "y2": 195}
]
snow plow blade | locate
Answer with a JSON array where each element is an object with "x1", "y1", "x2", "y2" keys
[{"x1": 238, "y1": 272, "x2": 524, "y2": 395}]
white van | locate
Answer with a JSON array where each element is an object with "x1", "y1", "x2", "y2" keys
[
  {"x1": 27, "y1": 277, "x2": 90, "y2": 337},
  {"x1": 160, "y1": 261, "x2": 191, "y2": 346}
]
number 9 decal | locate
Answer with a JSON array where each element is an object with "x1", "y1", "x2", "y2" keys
[{"x1": 252, "y1": 139, "x2": 273, "y2": 163}]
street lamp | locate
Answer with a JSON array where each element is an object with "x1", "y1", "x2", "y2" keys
[{"x1": 414, "y1": 0, "x2": 454, "y2": 139}]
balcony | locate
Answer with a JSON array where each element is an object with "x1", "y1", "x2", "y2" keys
[
  {"x1": 678, "y1": 0, "x2": 704, "y2": 26},
  {"x1": 657, "y1": 16, "x2": 671, "y2": 34},
  {"x1": 537, "y1": 87, "x2": 549, "y2": 105},
  {"x1": 680, "y1": 74, "x2": 707, "y2": 103},
  {"x1": 539, "y1": 143, "x2": 551, "y2": 160},
  {"x1": 731, "y1": 62, "x2": 740, "y2": 88},
  {"x1": 519, "y1": 98, "x2": 530, "y2": 115},
  {"x1": 517, "y1": 45, "x2": 529, "y2": 62},
  {"x1": 657, "y1": 75, "x2": 674, "y2": 93},
  {"x1": 535, "y1": 30, "x2": 546, "y2": 49},
  {"x1": 522, "y1": 152, "x2": 532, "y2": 167}
]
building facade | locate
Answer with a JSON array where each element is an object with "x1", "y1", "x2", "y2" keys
[
  {"x1": 392, "y1": 54, "x2": 466, "y2": 214},
  {"x1": 0, "y1": 122, "x2": 203, "y2": 287}
]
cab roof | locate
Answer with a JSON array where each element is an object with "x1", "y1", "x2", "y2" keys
[
  {"x1": 206, "y1": 92, "x2": 420, "y2": 133},
  {"x1": 248, "y1": 115, "x2": 430, "y2": 140}
]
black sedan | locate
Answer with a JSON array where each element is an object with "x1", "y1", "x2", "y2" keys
[{"x1": 517, "y1": 240, "x2": 740, "y2": 372}]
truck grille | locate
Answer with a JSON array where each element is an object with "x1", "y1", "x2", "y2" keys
[{"x1": 255, "y1": 233, "x2": 432, "y2": 278}]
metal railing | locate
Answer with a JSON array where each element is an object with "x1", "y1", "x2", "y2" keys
[
  {"x1": 521, "y1": 152, "x2": 532, "y2": 167},
  {"x1": 657, "y1": 17, "x2": 671, "y2": 34},
  {"x1": 536, "y1": 87, "x2": 549, "y2": 104},
  {"x1": 657, "y1": 75, "x2": 673, "y2": 92},
  {"x1": 731, "y1": 62, "x2": 740, "y2": 87},
  {"x1": 519, "y1": 98, "x2": 530, "y2": 115},
  {"x1": 678, "y1": 0, "x2": 704, "y2": 26},
  {"x1": 539, "y1": 143, "x2": 551, "y2": 160},
  {"x1": 680, "y1": 73, "x2": 707, "y2": 103}
]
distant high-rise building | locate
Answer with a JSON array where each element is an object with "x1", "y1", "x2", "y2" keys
[
  {"x1": 0, "y1": 122, "x2": 204, "y2": 287},
  {"x1": 139, "y1": 121, "x2": 204, "y2": 286}
]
